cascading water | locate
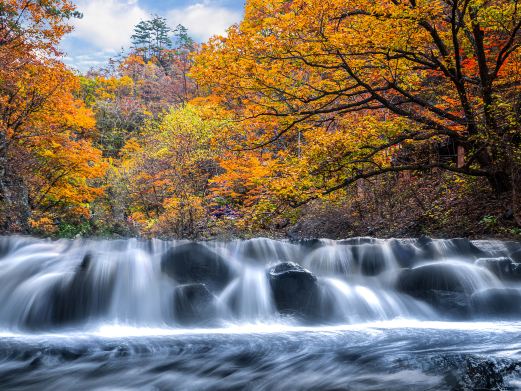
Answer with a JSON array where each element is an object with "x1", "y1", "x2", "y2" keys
[
  {"x1": 0, "y1": 235, "x2": 520, "y2": 330},
  {"x1": 2, "y1": 235, "x2": 521, "y2": 390}
]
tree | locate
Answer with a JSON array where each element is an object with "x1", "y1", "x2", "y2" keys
[
  {"x1": 131, "y1": 16, "x2": 172, "y2": 62},
  {"x1": 0, "y1": 0, "x2": 81, "y2": 50},
  {"x1": 192, "y1": 0, "x2": 521, "y2": 222},
  {"x1": 119, "y1": 104, "x2": 223, "y2": 237},
  {"x1": 0, "y1": 0, "x2": 105, "y2": 232}
]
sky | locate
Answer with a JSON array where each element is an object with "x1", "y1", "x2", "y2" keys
[{"x1": 61, "y1": 0, "x2": 245, "y2": 72}]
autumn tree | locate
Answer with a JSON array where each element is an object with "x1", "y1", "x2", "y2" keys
[
  {"x1": 117, "y1": 104, "x2": 223, "y2": 237},
  {"x1": 0, "y1": 0, "x2": 105, "y2": 232},
  {"x1": 192, "y1": 0, "x2": 521, "y2": 224}
]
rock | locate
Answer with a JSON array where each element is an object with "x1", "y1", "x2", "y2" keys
[
  {"x1": 350, "y1": 244, "x2": 387, "y2": 276},
  {"x1": 446, "y1": 238, "x2": 485, "y2": 257},
  {"x1": 173, "y1": 283, "x2": 217, "y2": 325},
  {"x1": 267, "y1": 262, "x2": 320, "y2": 319},
  {"x1": 338, "y1": 237, "x2": 376, "y2": 246},
  {"x1": 416, "y1": 237, "x2": 484, "y2": 259},
  {"x1": 48, "y1": 253, "x2": 115, "y2": 327},
  {"x1": 398, "y1": 263, "x2": 471, "y2": 294},
  {"x1": 290, "y1": 238, "x2": 325, "y2": 251},
  {"x1": 471, "y1": 288, "x2": 521, "y2": 317},
  {"x1": 475, "y1": 257, "x2": 521, "y2": 280},
  {"x1": 303, "y1": 246, "x2": 353, "y2": 275},
  {"x1": 396, "y1": 263, "x2": 492, "y2": 318},
  {"x1": 161, "y1": 243, "x2": 233, "y2": 291},
  {"x1": 388, "y1": 239, "x2": 418, "y2": 268},
  {"x1": 415, "y1": 289, "x2": 471, "y2": 318},
  {"x1": 239, "y1": 238, "x2": 300, "y2": 263}
]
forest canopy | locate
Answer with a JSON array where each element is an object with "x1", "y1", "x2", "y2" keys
[{"x1": 0, "y1": 0, "x2": 520, "y2": 239}]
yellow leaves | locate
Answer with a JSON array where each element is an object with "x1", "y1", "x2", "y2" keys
[
  {"x1": 29, "y1": 216, "x2": 58, "y2": 234},
  {"x1": 191, "y1": 0, "x2": 521, "y2": 227}
]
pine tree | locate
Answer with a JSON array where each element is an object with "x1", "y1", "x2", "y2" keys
[
  {"x1": 131, "y1": 20, "x2": 153, "y2": 61},
  {"x1": 131, "y1": 16, "x2": 172, "y2": 62}
]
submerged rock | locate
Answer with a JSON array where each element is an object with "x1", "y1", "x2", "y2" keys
[
  {"x1": 267, "y1": 262, "x2": 320, "y2": 319},
  {"x1": 25, "y1": 253, "x2": 116, "y2": 328},
  {"x1": 388, "y1": 239, "x2": 418, "y2": 268},
  {"x1": 416, "y1": 237, "x2": 484, "y2": 260},
  {"x1": 53, "y1": 253, "x2": 115, "y2": 325},
  {"x1": 396, "y1": 262, "x2": 494, "y2": 318},
  {"x1": 471, "y1": 288, "x2": 521, "y2": 317},
  {"x1": 290, "y1": 238, "x2": 325, "y2": 251},
  {"x1": 239, "y1": 238, "x2": 300, "y2": 263},
  {"x1": 173, "y1": 283, "x2": 217, "y2": 325},
  {"x1": 161, "y1": 243, "x2": 233, "y2": 291},
  {"x1": 398, "y1": 263, "x2": 474, "y2": 294},
  {"x1": 349, "y1": 244, "x2": 388, "y2": 276},
  {"x1": 475, "y1": 257, "x2": 521, "y2": 281},
  {"x1": 338, "y1": 237, "x2": 376, "y2": 246}
]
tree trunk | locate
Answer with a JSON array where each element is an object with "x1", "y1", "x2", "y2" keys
[
  {"x1": 487, "y1": 170, "x2": 512, "y2": 194},
  {"x1": 0, "y1": 157, "x2": 31, "y2": 233}
]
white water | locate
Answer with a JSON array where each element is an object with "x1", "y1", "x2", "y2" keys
[
  {"x1": 1, "y1": 236, "x2": 521, "y2": 390},
  {"x1": 0, "y1": 236, "x2": 519, "y2": 330}
]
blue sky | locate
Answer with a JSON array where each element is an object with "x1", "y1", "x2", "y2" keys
[{"x1": 61, "y1": 0, "x2": 245, "y2": 72}]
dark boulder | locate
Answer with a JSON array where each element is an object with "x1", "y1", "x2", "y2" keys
[
  {"x1": 397, "y1": 262, "x2": 494, "y2": 293},
  {"x1": 396, "y1": 263, "x2": 488, "y2": 317},
  {"x1": 290, "y1": 238, "x2": 325, "y2": 251},
  {"x1": 161, "y1": 243, "x2": 233, "y2": 291},
  {"x1": 173, "y1": 283, "x2": 217, "y2": 325},
  {"x1": 267, "y1": 262, "x2": 320, "y2": 319},
  {"x1": 350, "y1": 244, "x2": 387, "y2": 276},
  {"x1": 475, "y1": 257, "x2": 521, "y2": 281},
  {"x1": 338, "y1": 237, "x2": 376, "y2": 246},
  {"x1": 25, "y1": 253, "x2": 115, "y2": 328},
  {"x1": 406, "y1": 289, "x2": 471, "y2": 318},
  {"x1": 471, "y1": 288, "x2": 521, "y2": 317},
  {"x1": 52, "y1": 253, "x2": 115, "y2": 325},
  {"x1": 446, "y1": 238, "x2": 485, "y2": 257},
  {"x1": 416, "y1": 237, "x2": 484, "y2": 260},
  {"x1": 388, "y1": 239, "x2": 418, "y2": 268},
  {"x1": 510, "y1": 249, "x2": 521, "y2": 263},
  {"x1": 397, "y1": 263, "x2": 472, "y2": 294},
  {"x1": 239, "y1": 238, "x2": 299, "y2": 263}
]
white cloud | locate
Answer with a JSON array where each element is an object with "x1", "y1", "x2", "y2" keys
[
  {"x1": 61, "y1": 1, "x2": 243, "y2": 71},
  {"x1": 167, "y1": 3, "x2": 241, "y2": 41},
  {"x1": 71, "y1": 0, "x2": 148, "y2": 50}
]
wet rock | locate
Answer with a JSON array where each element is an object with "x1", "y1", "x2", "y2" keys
[
  {"x1": 475, "y1": 257, "x2": 521, "y2": 280},
  {"x1": 350, "y1": 244, "x2": 387, "y2": 276},
  {"x1": 471, "y1": 288, "x2": 521, "y2": 317},
  {"x1": 54, "y1": 253, "x2": 115, "y2": 324},
  {"x1": 303, "y1": 246, "x2": 353, "y2": 275},
  {"x1": 388, "y1": 239, "x2": 417, "y2": 268},
  {"x1": 267, "y1": 262, "x2": 320, "y2": 319},
  {"x1": 396, "y1": 263, "x2": 486, "y2": 317},
  {"x1": 27, "y1": 253, "x2": 115, "y2": 328},
  {"x1": 290, "y1": 238, "x2": 325, "y2": 251},
  {"x1": 511, "y1": 249, "x2": 521, "y2": 263},
  {"x1": 416, "y1": 237, "x2": 484, "y2": 259},
  {"x1": 173, "y1": 283, "x2": 217, "y2": 325},
  {"x1": 338, "y1": 237, "x2": 376, "y2": 246},
  {"x1": 240, "y1": 238, "x2": 299, "y2": 263},
  {"x1": 397, "y1": 263, "x2": 471, "y2": 294},
  {"x1": 411, "y1": 290, "x2": 471, "y2": 318},
  {"x1": 161, "y1": 243, "x2": 233, "y2": 291},
  {"x1": 446, "y1": 238, "x2": 485, "y2": 257}
]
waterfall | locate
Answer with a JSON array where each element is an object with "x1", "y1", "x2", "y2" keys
[{"x1": 0, "y1": 235, "x2": 520, "y2": 331}]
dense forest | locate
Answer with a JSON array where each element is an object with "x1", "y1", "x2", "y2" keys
[{"x1": 0, "y1": 0, "x2": 520, "y2": 240}]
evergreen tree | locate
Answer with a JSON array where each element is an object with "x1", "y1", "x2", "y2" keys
[
  {"x1": 173, "y1": 24, "x2": 194, "y2": 51},
  {"x1": 131, "y1": 16, "x2": 172, "y2": 61}
]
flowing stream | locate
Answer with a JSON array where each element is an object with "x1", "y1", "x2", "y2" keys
[{"x1": 1, "y1": 235, "x2": 521, "y2": 390}]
